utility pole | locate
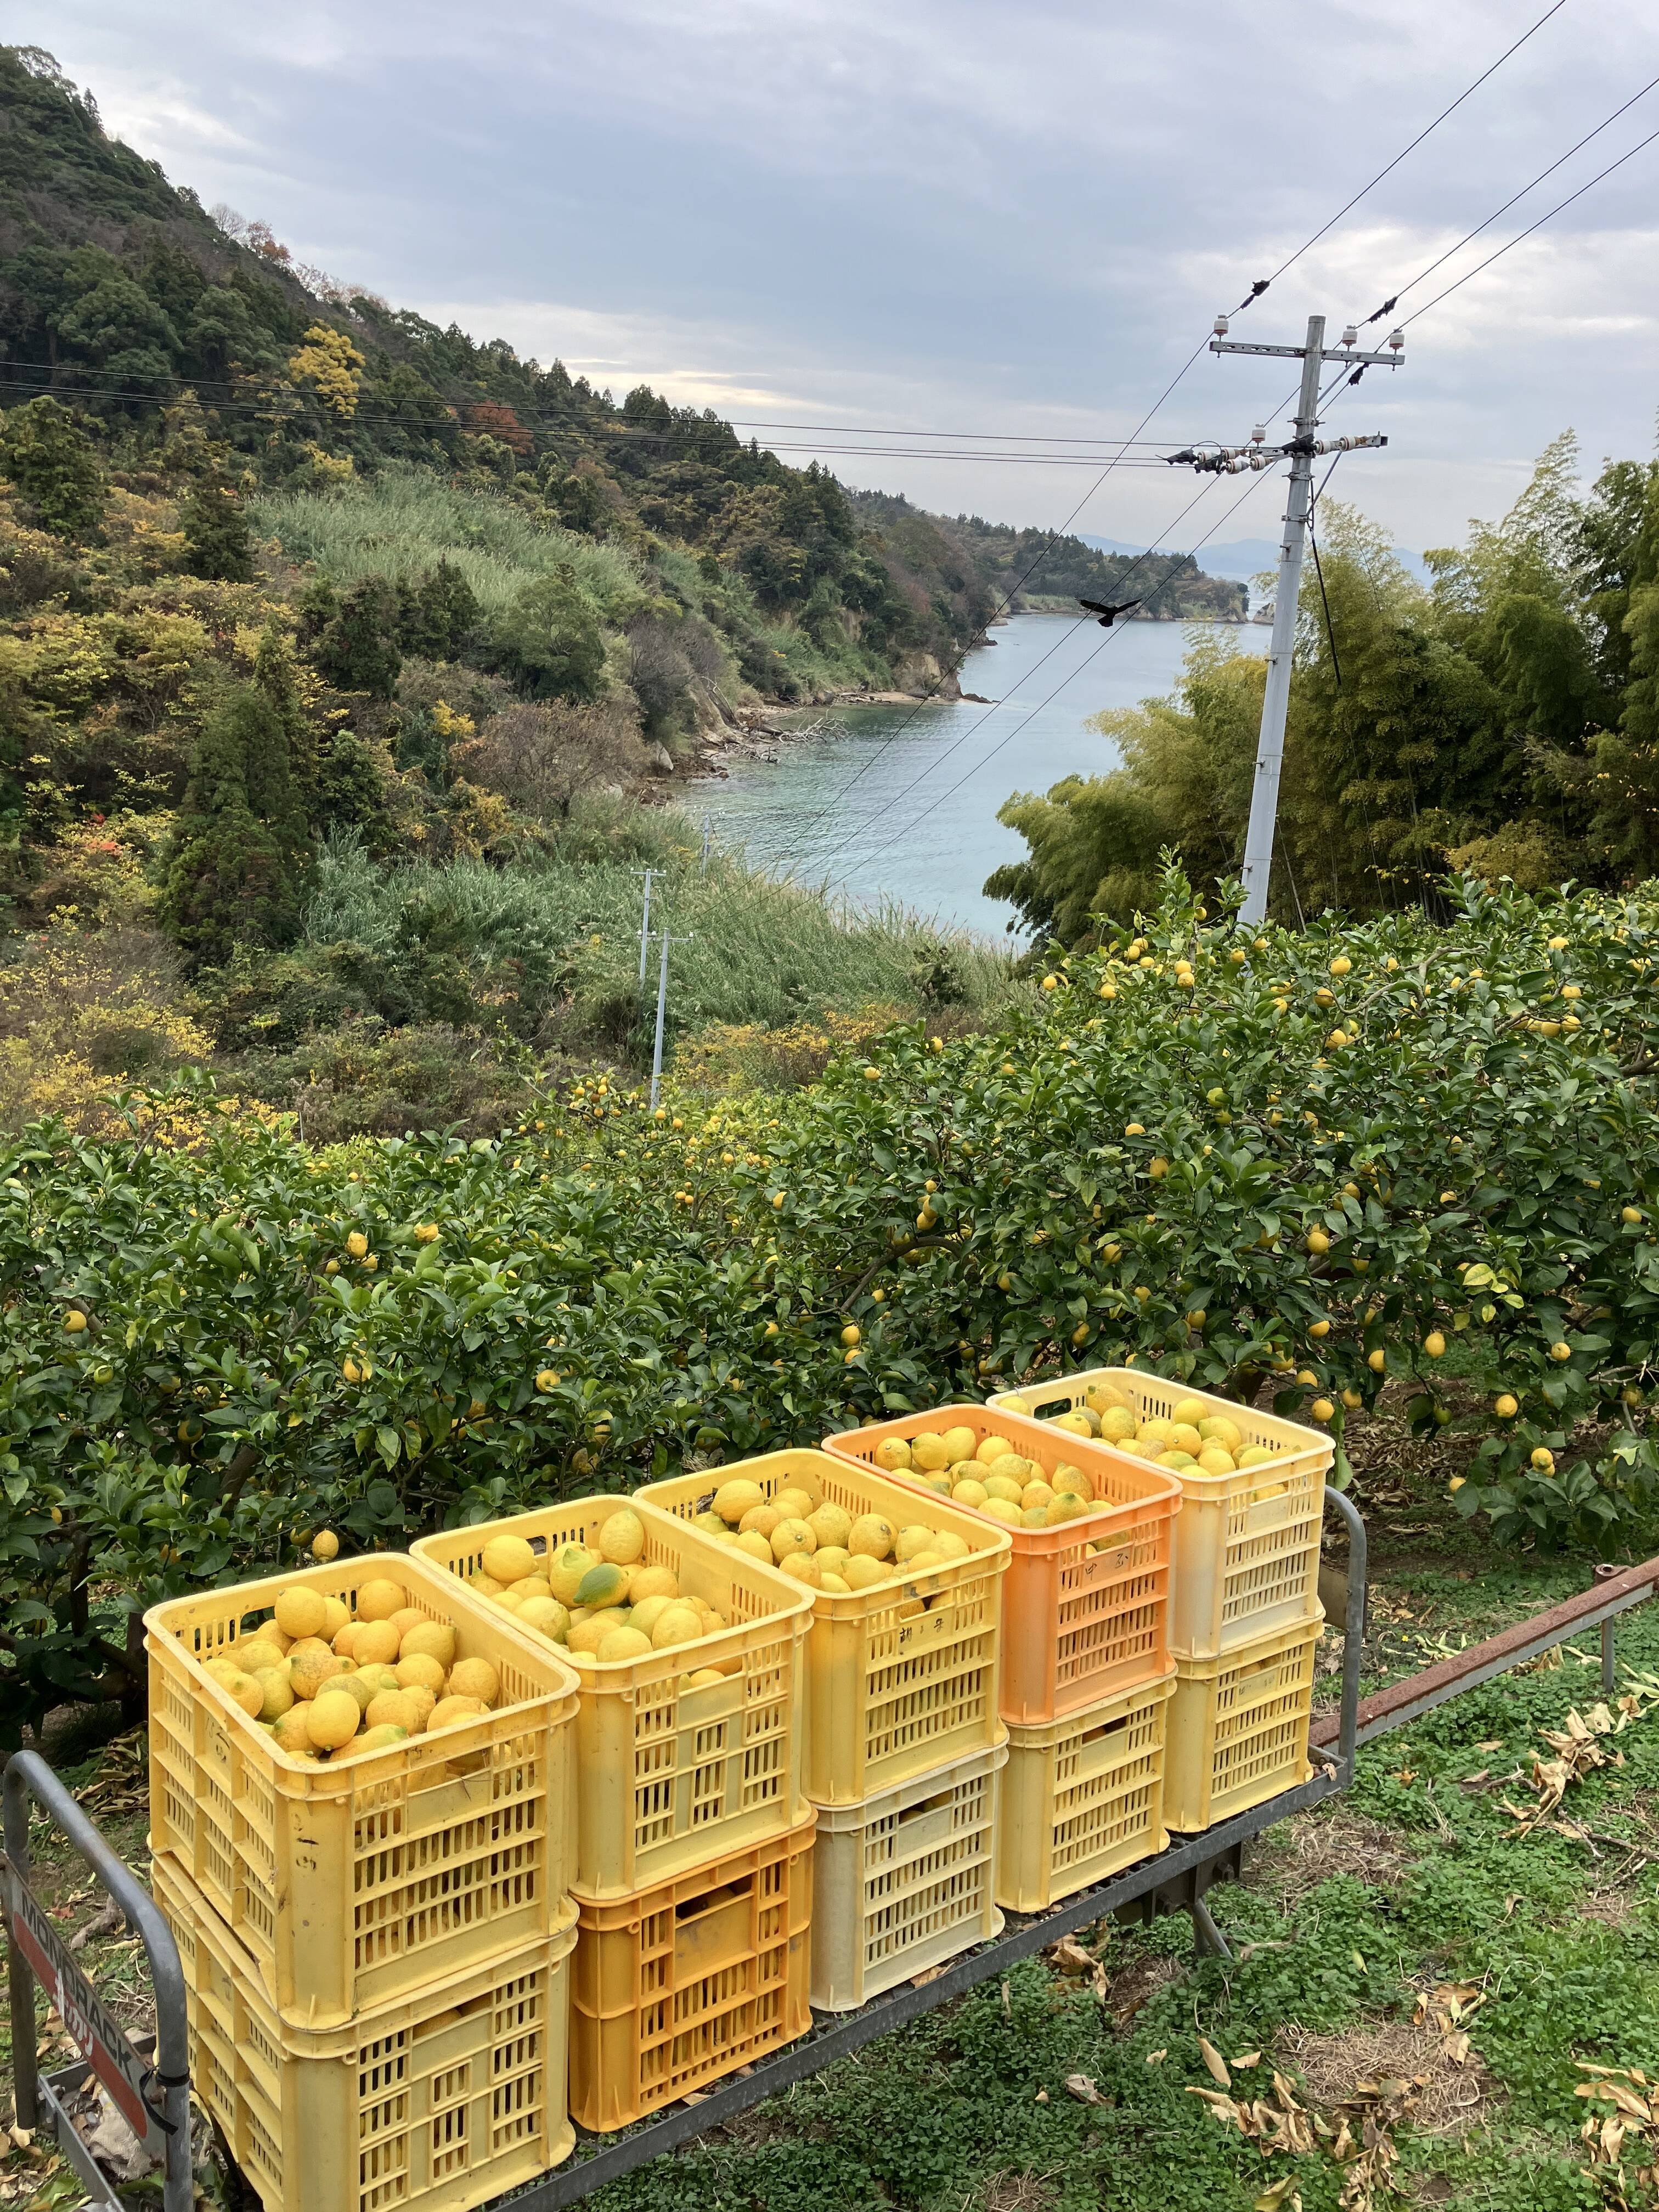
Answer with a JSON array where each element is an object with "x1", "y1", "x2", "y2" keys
[
  {"x1": 699, "y1": 816, "x2": 712, "y2": 874},
  {"x1": 637, "y1": 867, "x2": 653, "y2": 986},
  {"x1": 648, "y1": 932, "x2": 692, "y2": 1111},
  {"x1": 1171, "y1": 309, "x2": 1404, "y2": 924}
]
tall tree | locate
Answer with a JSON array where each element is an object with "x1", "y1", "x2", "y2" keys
[
  {"x1": 161, "y1": 684, "x2": 308, "y2": 964},
  {"x1": 0, "y1": 396, "x2": 104, "y2": 537}
]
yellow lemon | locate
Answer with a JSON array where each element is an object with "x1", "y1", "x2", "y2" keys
[
  {"x1": 893, "y1": 1525, "x2": 938, "y2": 1564},
  {"x1": 399, "y1": 1620, "x2": 456, "y2": 1669},
  {"x1": 629, "y1": 1564, "x2": 680, "y2": 1604},
  {"x1": 770, "y1": 1518, "x2": 816, "y2": 1562},
  {"x1": 848, "y1": 1514, "x2": 896, "y2": 1560},
  {"x1": 714, "y1": 1479, "x2": 765, "y2": 1525},
  {"x1": 629, "y1": 1596, "x2": 674, "y2": 1639},
  {"x1": 1098, "y1": 1407, "x2": 1136, "y2": 1443},
  {"x1": 780, "y1": 1553, "x2": 821, "y2": 1586},
  {"x1": 808, "y1": 1502, "x2": 853, "y2": 1550},
  {"x1": 940, "y1": 1425, "x2": 978, "y2": 1463},
  {"x1": 272, "y1": 1706, "x2": 312, "y2": 1755},
  {"x1": 287, "y1": 1641, "x2": 344, "y2": 1700},
  {"x1": 973, "y1": 1434, "x2": 1015, "y2": 1465},
  {"x1": 774, "y1": 1487, "x2": 818, "y2": 1521},
  {"x1": 651, "y1": 1603, "x2": 703, "y2": 1650},
  {"x1": 306, "y1": 1690, "x2": 361, "y2": 1751},
  {"x1": 394, "y1": 1651, "x2": 447, "y2": 1693},
  {"x1": 352, "y1": 1619, "x2": 402, "y2": 1667},
  {"x1": 1045, "y1": 1492, "x2": 1088, "y2": 1526},
  {"x1": 366, "y1": 1689, "x2": 424, "y2": 1733},
  {"x1": 1169, "y1": 1423, "x2": 1204, "y2": 1455},
  {"x1": 983, "y1": 1474, "x2": 1023, "y2": 1504},
  {"x1": 979, "y1": 1497, "x2": 1022, "y2": 1525},
  {"x1": 482, "y1": 1534, "x2": 538, "y2": 1585},
  {"x1": 597, "y1": 1627, "x2": 653, "y2": 1662},
  {"x1": 599, "y1": 1509, "x2": 646, "y2": 1565},
  {"x1": 274, "y1": 1585, "x2": 328, "y2": 1641},
  {"x1": 909, "y1": 1432, "x2": 951, "y2": 1472},
  {"x1": 932, "y1": 1531, "x2": 970, "y2": 1561},
  {"x1": 236, "y1": 1639, "x2": 285, "y2": 1677},
  {"x1": 1020, "y1": 1480, "x2": 1055, "y2": 1509},
  {"x1": 429, "y1": 1696, "x2": 487, "y2": 1730},
  {"x1": 447, "y1": 1657, "x2": 500, "y2": 1707},
  {"x1": 734, "y1": 1530, "x2": 775, "y2": 1564},
  {"x1": 1053, "y1": 1464, "x2": 1094, "y2": 1501},
  {"x1": 311, "y1": 1530, "x2": 340, "y2": 1563},
  {"x1": 356, "y1": 1577, "x2": 407, "y2": 1623},
  {"x1": 1196, "y1": 1446, "x2": 1237, "y2": 1475},
  {"x1": 950, "y1": 1479, "x2": 988, "y2": 1508},
  {"x1": 353, "y1": 1724, "x2": 410, "y2": 1755},
  {"x1": 815, "y1": 1546, "x2": 850, "y2": 1579},
  {"x1": 740, "y1": 1503, "x2": 782, "y2": 1538},
  {"x1": 842, "y1": 1555, "x2": 889, "y2": 1590},
  {"x1": 547, "y1": 1543, "x2": 597, "y2": 1606},
  {"x1": 874, "y1": 1437, "x2": 912, "y2": 1472}
]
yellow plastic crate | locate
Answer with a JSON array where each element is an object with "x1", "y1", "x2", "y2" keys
[
  {"x1": 1164, "y1": 1613, "x2": 1323, "y2": 1831},
  {"x1": 810, "y1": 1740, "x2": 1005, "y2": 2012},
  {"x1": 991, "y1": 1370, "x2": 1329, "y2": 1658},
  {"x1": 152, "y1": 1853, "x2": 574, "y2": 2212},
  {"x1": 145, "y1": 1554, "x2": 579, "y2": 2029},
  {"x1": 639, "y1": 1451, "x2": 1011, "y2": 1805},
  {"x1": 996, "y1": 1672, "x2": 1176, "y2": 1912},
  {"x1": 822, "y1": 1407, "x2": 1178, "y2": 1726},
  {"x1": 413, "y1": 1497, "x2": 813, "y2": 1901},
  {"x1": 568, "y1": 1814, "x2": 815, "y2": 2131}
]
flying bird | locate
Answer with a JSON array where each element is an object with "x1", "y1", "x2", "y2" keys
[{"x1": 1078, "y1": 597, "x2": 1143, "y2": 626}]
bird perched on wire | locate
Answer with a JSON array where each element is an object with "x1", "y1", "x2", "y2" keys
[{"x1": 1077, "y1": 597, "x2": 1143, "y2": 627}]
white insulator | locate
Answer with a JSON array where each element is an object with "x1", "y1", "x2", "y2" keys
[
  {"x1": 1341, "y1": 324, "x2": 1358, "y2": 348},
  {"x1": 1250, "y1": 422, "x2": 1266, "y2": 444},
  {"x1": 1214, "y1": 313, "x2": 1230, "y2": 337},
  {"x1": 1387, "y1": 326, "x2": 1404, "y2": 351}
]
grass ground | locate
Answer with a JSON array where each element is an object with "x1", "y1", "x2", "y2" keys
[{"x1": 5, "y1": 1408, "x2": 1658, "y2": 2212}]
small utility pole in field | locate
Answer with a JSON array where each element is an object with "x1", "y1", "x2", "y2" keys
[
  {"x1": 648, "y1": 932, "x2": 693, "y2": 1111},
  {"x1": 1172, "y1": 308, "x2": 1404, "y2": 923},
  {"x1": 637, "y1": 868, "x2": 654, "y2": 986}
]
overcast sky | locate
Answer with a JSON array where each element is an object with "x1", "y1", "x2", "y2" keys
[{"x1": 22, "y1": 0, "x2": 1659, "y2": 555}]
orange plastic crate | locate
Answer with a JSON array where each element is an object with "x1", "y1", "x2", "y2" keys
[
  {"x1": 822, "y1": 1407, "x2": 1180, "y2": 1727},
  {"x1": 413, "y1": 1497, "x2": 812, "y2": 1900},
  {"x1": 567, "y1": 1815, "x2": 815, "y2": 2131},
  {"x1": 991, "y1": 1369, "x2": 1328, "y2": 1658},
  {"x1": 153, "y1": 1853, "x2": 575, "y2": 2212},
  {"x1": 639, "y1": 1451, "x2": 1010, "y2": 1805},
  {"x1": 145, "y1": 1554, "x2": 579, "y2": 2029}
]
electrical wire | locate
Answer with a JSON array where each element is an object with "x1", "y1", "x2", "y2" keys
[
  {"x1": 1356, "y1": 69, "x2": 1659, "y2": 325},
  {"x1": 776, "y1": 329, "x2": 1218, "y2": 843},
  {"x1": 1251, "y1": 0, "x2": 1568, "y2": 296},
  {"x1": 1399, "y1": 119, "x2": 1659, "y2": 328},
  {"x1": 819, "y1": 466, "x2": 1278, "y2": 889}
]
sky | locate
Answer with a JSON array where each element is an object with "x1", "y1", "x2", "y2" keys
[{"x1": 20, "y1": 0, "x2": 1659, "y2": 558}]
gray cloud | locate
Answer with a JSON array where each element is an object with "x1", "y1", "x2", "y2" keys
[{"x1": 20, "y1": 0, "x2": 1659, "y2": 549}]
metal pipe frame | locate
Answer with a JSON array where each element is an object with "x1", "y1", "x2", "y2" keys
[{"x1": 3, "y1": 1748, "x2": 193, "y2": 2212}]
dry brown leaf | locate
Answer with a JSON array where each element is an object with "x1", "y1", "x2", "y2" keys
[
  {"x1": 1064, "y1": 2073, "x2": 1109, "y2": 2107},
  {"x1": 1199, "y1": 2036, "x2": 1232, "y2": 2087}
]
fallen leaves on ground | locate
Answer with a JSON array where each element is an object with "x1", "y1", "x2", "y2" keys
[{"x1": 1576, "y1": 2063, "x2": 1659, "y2": 2206}]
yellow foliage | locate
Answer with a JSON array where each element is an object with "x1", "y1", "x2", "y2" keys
[
  {"x1": 678, "y1": 1006, "x2": 907, "y2": 1093},
  {"x1": 302, "y1": 443, "x2": 356, "y2": 484},
  {"x1": 287, "y1": 325, "x2": 365, "y2": 418}
]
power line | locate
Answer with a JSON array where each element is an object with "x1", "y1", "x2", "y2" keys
[
  {"x1": 1400, "y1": 120, "x2": 1659, "y2": 328},
  {"x1": 1252, "y1": 0, "x2": 1568, "y2": 296},
  {"x1": 820, "y1": 467, "x2": 1279, "y2": 890},
  {"x1": 1356, "y1": 69, "x2": 1659, "y2": 325}
]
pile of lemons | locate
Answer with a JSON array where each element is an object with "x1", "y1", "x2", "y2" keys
[
  {"x1": 692, "y1": 1463, "x2": 977, "y2": 1594},
  {"x1": 1001, "y1": 1380, "x2": 1279, "y2": 1479},
  {"x1": 868, "y1": 1424, "x2": 1098, "y2": 1530},
  {"x1": 201, "y1": 1576, "x2": 502, "y2": 1762},
  {"x1": 469, "y1": 1510, "x2": 727, "y2": 1680}
]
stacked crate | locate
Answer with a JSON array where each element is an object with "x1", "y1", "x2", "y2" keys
[
  {"x1": 413, "y1": 1496, "x2": 815, "y2": 2128},
  {"x1": 992, "y1": 1373, "x2": 1330, "y2": 1830},
  {"x1": 143, "y1": 1554, "x2": 582, "y2": 2212},
  {"x1": 641, "y1": 1452, "x2": 1010, "y2": 2010},
  {"x1": 821, "y1": 1410, "x2": 1182, "y2": 1911}
]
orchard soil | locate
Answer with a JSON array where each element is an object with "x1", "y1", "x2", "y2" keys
[{"x1": 7, "y1": 1392, "x2": 1659, "y2": 2212}]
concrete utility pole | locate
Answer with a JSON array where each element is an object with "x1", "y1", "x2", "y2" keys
[
  {"x1": 648, "y1": 932, "x2": 692, "y2": 1111},
  {"x1": 1176, "y1": 309, "x2": 1404, "y2": 924}
]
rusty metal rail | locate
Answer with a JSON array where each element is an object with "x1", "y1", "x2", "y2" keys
[{"x1": 1311, "y1": 1551, "x2": 1659, "y2": 1753}]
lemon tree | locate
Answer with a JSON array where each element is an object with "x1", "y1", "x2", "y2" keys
[{"x1": 6, "y1": 870, "x2": 1659, "y2": 1740}]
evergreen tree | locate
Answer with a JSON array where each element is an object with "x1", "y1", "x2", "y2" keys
[
  {"x1": 302, "y1": 576, "x2": 402, "y2": 697},
  {"x1": 180, "y1": 477, "x2": 253, "y2": 581},
  {"x1": 161, "y1": 685, "x2": 307, "y2": 964},
  {"x1": 0, "y1": 396, "x2": 104, "y2": 537}
]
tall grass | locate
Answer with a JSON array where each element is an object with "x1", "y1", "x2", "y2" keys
[
  {"x1": 252, "y1": 466, "x2": 644, "y2": 618},
  {"x1": 306, "y1": 809, "x2": 1014, "y2": 1040}
]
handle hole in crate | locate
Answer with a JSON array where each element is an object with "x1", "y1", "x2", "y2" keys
[
  {"x1": 677, "y1": 1875, "x2": 753, "y2": 1922},
  {"x1": 900, "y1": 1787, "x2": 956, "y2": 1829},
  {"x1": 1080, "y1": 1716, "x2": 1129, "y2": 1749}
]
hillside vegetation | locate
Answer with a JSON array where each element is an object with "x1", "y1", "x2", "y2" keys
[{"x1": 992, "y1": 438, "x2": 1659, "y2": 929}]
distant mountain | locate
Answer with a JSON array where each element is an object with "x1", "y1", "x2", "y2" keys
[{"x1": 1082, "y1": 533, "x2": 1429, "y2": 586}]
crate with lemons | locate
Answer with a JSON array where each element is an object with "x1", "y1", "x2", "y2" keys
[
  {"x1": 640, "y1": 1449, "x2": 1011, "y2": 2012},
  {"x1": 990, "y1": 1368, "x2": 1330, "y2": 1835}
]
